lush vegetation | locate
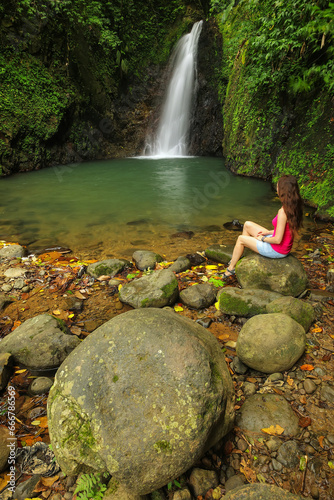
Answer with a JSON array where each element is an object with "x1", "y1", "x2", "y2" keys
[{"x1": 216, "y1": 0, "x2": 334, "y2": 216}]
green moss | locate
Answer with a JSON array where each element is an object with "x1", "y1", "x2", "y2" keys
[
  {"x1": 218, "y1": 293, "x2": 263, "y2": 317},
  {"x1": 161, "y1": 279, "x2": 178, "y2": 298},
  {"x1": 112, "y1": 375, "x2": 119, "y2": 383},
  {"x1": 54, "y1": 317, "x2": 68, "y2": 334},
  {"x1": 154, "y1": 440, "x2": 172, "y2": 454},
  {"x1": 141, "y1": 298, "x2": 151, "y2": 308}
]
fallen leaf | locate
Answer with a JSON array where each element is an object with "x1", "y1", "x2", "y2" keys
[
  {"x1": 174, "y1": 305, "x2": 184, "y2": 312},
  {"x1": 319, "y1": 436, "x2": 325, "y2": 448},
  {"x1": 311, "y1": 327, "x2": 323, "y2": 334},
  {"x1": 299, "y1": 416, "x2": 312, "y2": 428},
  {"x1": 23, "y1": 435, "x2": 43, "y2": 446},
  {"x1": 74, "y1": 291, "x2": 86, "y2": 300},
  {"x1": 287, "y1": 375, "x2": 294, "y2": 386},
  {"x1": 300, "y1": 364, "x2": 315, "y2": 371},
  {"x1": 71, "y1": 326, "x2": 82, "y2": 336},
  {"x1": 205, "y1": 265, "x2": 218, "y2": 270},
  {"x1": 15, "y1": 369, "x2": 27, "y2": 374},
  {"x1": 0, "y1": 473, "x2": 12, "y2": 491},
  {"x1": 21, "y1": 293, "x2": 29, "y2": 300},
  {"x1": 224, "y1": 440, "x2": 233, "y2": 455},
  {"x1": 38, "y1": 416, "x2": 48, "y2": 428},
  {"x1": 328, "y1": 461, "x2": 334, "y2": 469},
  {"x1": 246, "y1": 377, "x2": 257, "y2": 384},
  {"x1": 322, "y1": 353, "x2": 332, "y2": 361},
  {"x1": 33, "y1": 475, "x2": 59, "y2": 493},
  {"x1": 11, "y1": 320, "x2": 21, "y2": 331},
  {"x1": 52, "y1": 310, "x2": 61, "y2": 316},
  {"x1": 261, "y1": 424, "x2": 284, "y2": 435},
  {"x1": 240, "y1": 458, "x2": 257, "y2": 483},
  {"x1": 218, "y1": 333, "x2": 230, "y2": 341},
  {"x1": 300, "y1": 395, "x2": 307, "y2": 405}
]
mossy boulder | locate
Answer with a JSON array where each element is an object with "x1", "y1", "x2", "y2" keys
[
  {"x1": 266, "y1": 296, "x2": 315, "y2": 332},
  {"x1": 119, "y1": 269, "x2": 179, "y2": 308},
  {"x1": 224, "y1": 483, "x2": 302, "y2": 499},
  {"x1": 180, "y1": 283, "x2": 216, "y2": 309},
  {"x1": 47, "y1": 309, "x2": 235, "y2": 494},
  {"x1": 217, "y1": 287, "x2": 282, "y2": 317},
  {"x1": 236, "y1": 313, "x2": 306, "y2": 373},
  {"x1": 0, "y1": 314, "x2": 80, "y2": 369},
  {"x1": 87, "y1": 259, "x2": 130, "y2": 278},
  {"x1": 235, "y1": 254, "x2": 308, "y2": 297},
  {"x1": 133, "y1": 251, "x2": 163, "y2": 271}
]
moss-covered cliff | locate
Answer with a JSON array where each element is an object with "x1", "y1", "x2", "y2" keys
[{"x1": 218, "y1": 0, "x2": 334, "y2": 218}]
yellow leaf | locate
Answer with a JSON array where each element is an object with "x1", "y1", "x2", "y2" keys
[
  {"x1": 38, "y1": 416, "x2": 48, "y2": 428},
  {"x1": 31, "y1": 420, "x2": 41, "y2": 426},
  {"x1": 174, "y1": 305, "x2": 184, "y2": 312},
  {"x1": 68, "y1": 313, "x2": 75, "y2": 319},
  {"x1": 215, "y1": 301, "x2": 220, "y2": 310},
  {"x1": 52, "y1": 309, "x2": 61, "y2": 316},
  {"x1": 15, "y1": 369, "x2": 27, "y2": 374},
  {"x1": 118, "y1": 284, "x2": 122, "y2": 291},
  {"x1": 261, "y1": 424, "x2": 284, "y2": 435},
  {"x1": 287, "y1": 375, "x2": 294, "y2": 386},
  {"x1": 205, "y1": 265, "x2": 218, "y2": 270}
]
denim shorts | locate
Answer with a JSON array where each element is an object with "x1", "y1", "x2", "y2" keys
[{"x1": 256, "y1": 235, "x2": 288, "y2": 259}]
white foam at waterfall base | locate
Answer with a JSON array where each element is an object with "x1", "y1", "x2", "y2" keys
[{"x1": 145, "y1": 21, "x2": 203, "y2": 158}]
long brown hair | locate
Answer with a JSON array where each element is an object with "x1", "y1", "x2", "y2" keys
[{"x1": 277, "y1": 175, "x2": 303, "y2": 235}]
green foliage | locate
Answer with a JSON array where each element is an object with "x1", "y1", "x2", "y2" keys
[{"x1": 74, "y1": 472, "x2": 109, "y2": 500}]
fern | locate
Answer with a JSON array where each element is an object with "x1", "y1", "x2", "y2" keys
[{"x1": 74, "y1": 472, "x2": 108, "y2": 500}]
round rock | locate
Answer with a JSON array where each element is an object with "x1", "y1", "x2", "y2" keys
[
  {"x1": 236, "y1": 254, "x2": 308, "y2": 297},
  {"x1": 180, "y1": 283, "x2": 216, "y2": 309},
  {"x1": 48, "y1": 309, "x2": 234, "y2": 494},
  {"x1": 223, "y1": 483, "x2": 303, "y2": 499},
  {"x1": 236, "y1": 393, "x2": 299, "y2": 437},
  {"x1": 0, "y1": 314, "x2": 80, "y2": 369},
  {"x1": 266, "y1": 296, "x2": 315, "y2": 332},
  {"x1": 236, "y1": 313, "x2": 306, "y2": 373},
  {"x1": 0, "y1": 244, "x2": 25, "y2": 260},
  {"x1": 87, "y1": 259, "x2": 129, "y2": 278},
  {"x1": 30, "y1": 377, "x2": 54, "y2": 395},
  {"x1": 132, "y1": 251, "x2": 163, "y2": 271},
  {"x1": 119, "y1": 269, "x2": 179, "y2": 308}
]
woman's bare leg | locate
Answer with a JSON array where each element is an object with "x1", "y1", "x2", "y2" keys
[
  {"x1": 229, "y1": 235, "x2": 260, "y2": 271},
  {"x1": 242, "y1": 220, "x2": 270, "y2": 237}
]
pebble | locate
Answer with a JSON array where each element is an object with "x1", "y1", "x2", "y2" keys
[
  {"x1": 224, "y1": 475, "x2": 245, "y2": 492},
  {"x1": 1, "y1": 284, "x2": 12, "y2": 292},
  {"x1": 271, "y1": 458, "x2": 283, "y2": 471},
  {"x1": 13, "y1": 278, "x2": 25, "y2": 289},
  {"x1": 277, "y1": 441, "x2": 300, "y2": 468},
  {"x1": 29, "y1": 377, "x2": 53, "y2": 395},
  {"x1": 305, "y1": 445, "x2": 316, "y2": 455},
  {"x1": 236, "y1": 438, "x2": 248, "y2": 452},
  {"x1": 310, "y1": 486, "x2": 320, "y2": 499},
  {"x1": 232, "y1": 356, "x2": 248, "y2": 375},
  {"x1": 225, "y1": 466, "x2": 235, "y2": 479},
  {"x1": 321, "y1": 384, "x2": 334, "y2": 404},
  {"x1": 327, "y1": 434, "x2": 334, "y2": 444},
  {"x1": 21, "y1": 285, "x2": 30, "y2": 293},
  {"x1": 314, "y1": 366, "x2": 326, "y2": 376},
  {"x1": 4, "y1": 268, "x2": 25, "y2": 278},
  {"x1": 268, "y1": 372, "x2": 284, "y2": 382},
  {"x1": 115, "y1": 301, "x2": 123, "y2": 310},
  {"x1": 242, "y1": 382, "x2": 256, "y2": 397},
  {"x1": 265, "y1": 437, "x2": 281, "y2": 452},
  {"x1": 304, "y1": 379, "x2": 317, "y2": 394},
  {"x1": 63, "y1": 493, "x2": 73, "y2": 500},
  {"x1": 230, "y1": 458, "x2": 240, "y2": 470}
]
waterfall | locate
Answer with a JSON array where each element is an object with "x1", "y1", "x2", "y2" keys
[{"x1": 145, "y1": 21, "x2": 203, "y2": 157}]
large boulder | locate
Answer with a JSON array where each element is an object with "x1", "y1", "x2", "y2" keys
[
  {"x1": 266, "y1": 296, "x2": 315, "y2": 332},
  {"x1": 133, "y1": 251, "x2": 163, "y2": 271},
  {"x1": 47, "y1": 309, "x2": 235, "y2": 494},
  {"x1": 224, "y1": 483, "x2": 302, "y2": 499},
  {"x1": 235, "y1": 254, "x2": 308, "y2": 296},
  {"x1": 236, "y1": 394, "x2": 299, "y2": 437},
  {"x1": 87, "y1": 259, "x2": 129, "y2": 278},
  {"x1": 217, "y1": 287, "x2": 282, "y2": 317},
  {"x1": 0, "y1": 314, "x2": 80, "y2": 369},
  {"x1": 119, "y1": 269, "x2": 179, "y2": 308},
  {"x1": 180, "y1": 284, "x2": 216, "y2": 309},
  {"x1": 0, "y1": 244, "x2": 25, "y2": 260},
  {"x1": 236, "y1": 313, "x2": 306, "y2": 373}
]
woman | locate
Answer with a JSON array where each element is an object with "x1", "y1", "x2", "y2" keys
[{"x1": 221, "y1": 175, "x2": 303, "y2": 278}]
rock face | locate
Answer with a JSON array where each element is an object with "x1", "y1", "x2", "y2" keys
[
  {"x1": 217, "y1": 287, "x2": 282, "y2": 317},
  {"x1": 87, "y1": 259, "x2": 129, "y2": 278},
  {"x1": 223, "y1": 483, "x2": 303, "y2": 499},
  {"x1": 266, "y1": 296, "x2": 315, "y2": 332},
  {"x1": 236, "y1": 254, "x2": 308, "y2": 296},
  {"x1": 236, "y1": 313, "x2": 306, "y2": 373},
  {"x1": 119, "y1": 269, "x2": 179, "y2": 308},
  {"x1": 132, "y1": 251, "x2": 163, "y2": 271},
  {"x1": 48, "y1": 309, "x2": 235, "y2": 494},
  {"x1": 0, "y1": 314, "x2": 80, "y2": 369},
  {"x1": 236, "y1": 394, "x2": 299, "y2": 437},
  {"x1": 180, "y1": 284, "x2": 216, "y2": 309}
]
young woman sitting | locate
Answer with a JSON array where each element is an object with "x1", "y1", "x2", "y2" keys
[{"x1": 221, "y1": 175, "x2": 303, "y2": 279}]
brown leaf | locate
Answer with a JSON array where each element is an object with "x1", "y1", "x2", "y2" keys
[
  {"x1": 70, "y1": 326, "x2": 82, "y2": 336},
  {"x1": 318, "y1": 436, "x2": 325, "y2": 448},
  {"x1": 300, "y1": 395, "x2": 307, "y2": 405},
  {"x1": 21, "y1": 292, "x2": 30, "y2": 300},
  {"x1": 299, "y1": 416, "x2": 312, "y2": 428},
  {"x1": 74, "y1": 291, "x2": 86, "y2": 300},
  {"x1": 240, "y1": 458, "x2": 257, "y2": 483},
  {"x1": 300, "y1": 364, "x2": 315, "y2": 371},
  {"x1": 33, "y1": 475, "x2": 59, "y2": 492},
  {"x1": 322, "y1": 354, "x2": 332, "y2": 361},
  {"x1": 224, "y1": 440, "x2": 233, "y2": 455},
  {"x1": 246, "y1": 377, "x2": 257, "y2": 383}
]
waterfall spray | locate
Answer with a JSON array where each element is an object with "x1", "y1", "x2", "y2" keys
[{"x1": 145, "y1": 21, "x2": 203, "y2": 157}]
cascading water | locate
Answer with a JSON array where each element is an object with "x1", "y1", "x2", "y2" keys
[{"x1": 145, "y1": 21, "x2": 203, "y2": 157}]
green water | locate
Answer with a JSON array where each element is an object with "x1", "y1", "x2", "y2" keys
[{"x1": 0, "y1": 157, "x2": 295, "y2": 258}]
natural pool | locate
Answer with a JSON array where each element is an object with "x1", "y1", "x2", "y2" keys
[{"x1": 0, "y1": 157, "x2": 315, "y2": 260}]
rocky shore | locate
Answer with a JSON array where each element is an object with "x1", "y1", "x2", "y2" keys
[{"x1": 0, "y1": 227, "x2": 334, "y2": 500}]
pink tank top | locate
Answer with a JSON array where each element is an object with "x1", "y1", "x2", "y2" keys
[{"x1": 270, "y1": 215, "x2": 294, "y2": 254}]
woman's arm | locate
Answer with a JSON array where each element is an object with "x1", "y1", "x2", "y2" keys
[{"x1": 258, "y1": 208, "x2": 286, "y2": 244}]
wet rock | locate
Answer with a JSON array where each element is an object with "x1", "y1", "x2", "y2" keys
[
  {"x1": 180, "y1": 283, "x2": 216, "y2": 309},
  {"x1": 271, "y1": 458, "x2": 283, "y2": 471},
  {"x1": 236, "y1": 313, "x2": 306, "y2": 373},
  {"x1": 119, "y1": 269, "x2": 179, "y2": 308},
  {"x1": 87, "y1": 259, "x2": 129, "y2": 278},
  {"x1": 172, "y1": 489, "x2": 192, "y2": 500},
  {"x1": 303, "y1": 379, "x2": 317, "y2": 394},
  {"x1": 204, "y1": 245, "x2": 233, "y2": 264},
  {"x1": 217, "y1": 287, "x2": 282, "y2": 317},
  {"x1": 223, "y1": 220, "x2": 243, "y2": 231},
  {"x1": 236, "y1": 254, "x2": 308, "y2": 297},
  {"x1": 3, "y1": 268, "x2": 26, "y2": 278},
  {"x1": 223, "y1": 483, "x2": 303, "y2": 499},
  {"x1": 0, "y1": 353, "x2": 13, "y2": 391},
  {"x1": 0, "y1": 426, "x2": 10, "y2": 473},
  {"x1": 48, "y1": 309, "x2": 234, "y2": 494},
  {"x1": 189, "y1": 468, "x2": 219, "y2": 497},
  {"x1": 132, "y1": 251, "x2": 163, "y2": 271},
  {"x1": 266, "y1": 296, "x2": 315, "y2": 332},
  {"x1": 276, "y1": 440, "x2": 300, "y2": 468},
  {"x1": 320, "y1": 384, "x2": 334, "y2": 404},
  {"x1": 13, "y1": 278, "x2": 25, "y2": 289},
  {"x1": 225, "y1": 475, "x2": 245, "y2": 492},
  {"x1": 1, "y1": 284, "x2": 12, "y2": 292},
  {"x1": 29, "y1": 377, "x2": 53, "y2": 395},
  {"x1": 13, "y1": 474, "x2": 42, "y2": 500},
  {"x1": 231, "y1": 357, "x2": 248, "y2": 375},
  {"x1": 236, "y1": 394, "x2": 299, "y2": 437},
  {"x1": 0, "y1": 314, "x2": 80, "y2": 369},
  {"x1": 0, "y1": 244, "x2": 25, "y2": 260},
  {"x1": 265, "y1": 437, "x2": 281, "y2": 452},
  {"x1": 169, "y1": 256, "x2": 191, "y2": 273}
]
